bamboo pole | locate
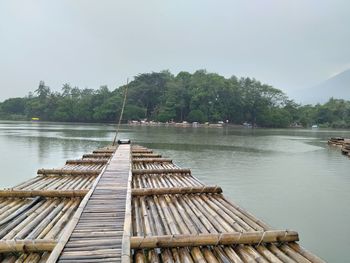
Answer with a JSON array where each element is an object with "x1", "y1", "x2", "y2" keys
[
  {"x1": 37, "y1": 169, "x2": 101, "y2": 176},
  {"x1": 243, "y1": 246, "x2": 270, "y2": 263},
  {"x1": 0, "y1": 190, "x2": 88, "y2": 198},
  {"x1": 279, "y1": 244, "x2": 312, "y2": 263},
  {"x1": 132, "y1": 168, "x2": 191, "y2": 175},
  {"x1": 132, "y1": 153, "x2": 161, "y2": 158},
  {"x1": 132, "y1": 186, "x2": 222, "y2": 196},
  {"x1": 132, "y1": 158, "x2": 173, "y2": 163},
  {"x1": 130, "y1": 230, "x2": 299, "y2": 249},
  {"x1": 93, "y1": 150, "x2": 115, "y2": 154},
  {"x1": 11, "y1": 200, "x2": 61, "y2": 239},
  {"x1": 121, "y1": 169, "x2": 132, "y2": 263},
  {"x1": 288, "y1": 242, "x2": 326, "y2": 263},
  {"x1": 83, "y1": 153, "x2": 112, "y2": 158},
  {"x1": 222, "y1": 247, "x2": 244, "y2": 263},
  {"x1": 26, "y1": 201, "x2": 67, "y2": 239},
  {"x1": 163, "y1": 195, "x2": 212, "y2": 262},
  {"x1": 42, "y1": 202, "x2": 78, "y2": 240},
  {"x1": 132, "y1": 150, "x2": 153, "y2": 153},
  {"x1": 0, "y1": 239, "x2": 57, "y2": 253},
  {"x1": 267, "y1": 244, "x2": 297, "y2": 263},
  {"x1": 0, "y1": 197, "x2": 41, "y2": 227},
  {"x1": 66, "y1": 160, "x2": 108, "y2": 165},
  {"x1": 256, "y1": 245, "x2": 284, "y2": 263}
]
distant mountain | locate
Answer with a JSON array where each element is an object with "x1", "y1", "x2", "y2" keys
[{"x1": 290, "y1": 69, "x2": 350, "y2": 104}]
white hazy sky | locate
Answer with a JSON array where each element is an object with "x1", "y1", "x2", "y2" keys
[{"x1": 0, "y1": 0, "x2": 349, "y2": 101}]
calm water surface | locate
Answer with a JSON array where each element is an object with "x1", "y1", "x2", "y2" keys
[{"x1": 1, "y1": 121, "x2": 349, "y2": 262}]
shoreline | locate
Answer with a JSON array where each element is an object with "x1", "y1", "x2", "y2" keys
[{"x1": 2, "y1": 119, "x2": 350, "y2": 130}]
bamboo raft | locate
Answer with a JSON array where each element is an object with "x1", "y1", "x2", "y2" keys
[
  {"x1": 328, "y1": 137, "x2": 350, "y2": 157},
  {"x1": 327, "y1": 137, "x2": 345, "y2": 147},
  {"x1": 341, "y1": 141, "x2": 350, "y2": 156},
  {"x1": 0, "y1": 144, "x2": 325, "y2": 262}
]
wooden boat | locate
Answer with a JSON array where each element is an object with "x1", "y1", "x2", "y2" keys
[{"x1": 0, "y1": 143, "x2": 325, "y2": 262}]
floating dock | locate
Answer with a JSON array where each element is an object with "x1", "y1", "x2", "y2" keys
[
  {"x1": 0, "y1": 143, "x2": 324, "y2": 262},
  {"x1": 328, "y1": 137, "x2": 350, "y2": 156}
]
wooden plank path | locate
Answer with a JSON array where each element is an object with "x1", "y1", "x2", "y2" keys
[{"x1": 53, "y1": 145, "x2": 131, "y2": 262}]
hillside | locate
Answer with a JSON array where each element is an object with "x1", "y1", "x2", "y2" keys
[{"x1": 291, "y1": 69, "x2": 350, "y2": 104}]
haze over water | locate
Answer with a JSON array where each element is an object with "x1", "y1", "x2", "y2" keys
[{"x1": 0, "y1": 121, "x2": 349, "y2": 262}]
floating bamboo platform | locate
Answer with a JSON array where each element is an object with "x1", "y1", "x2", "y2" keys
[
  {"x1": 0, "y1": 143, "x2": 324, "y2": 262},
  {"x1": 327, "y1": 137, "x2": 345, "y2": 147},
  {"x1": 340, "y1": 140, "x2": 350, "y2": 156},
  {"x1": 328, "y1": 137, "x2": 350, "y2": 157}
]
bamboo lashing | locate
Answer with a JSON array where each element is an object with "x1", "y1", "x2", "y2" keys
[
  {"x1": 132, "y1": 168, "x2": 191, "y2": 175},
  {"x1": 132, "y1": 186, "x2": 222, "y2": 196},
  {"x1": 0, "y1": 239, "x2": 57, "y2": 253},
  {"x1": 37, "y1": 169, "x2": 101, "y2": 176},
  {"x1": 130, "y1": 230, "x2": 299, "y2": 249},
  {"x1": 0, "y1": 189, "x2": 88, "y2": 198}
]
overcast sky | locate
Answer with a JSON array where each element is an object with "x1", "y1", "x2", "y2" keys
[{"x1": 0, "y1": 0, "x2": 349, "y2": 101}]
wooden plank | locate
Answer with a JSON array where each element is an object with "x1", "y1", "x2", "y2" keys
[{"x1": 55, "y1": 145, "x2": 131, "y2": 263}]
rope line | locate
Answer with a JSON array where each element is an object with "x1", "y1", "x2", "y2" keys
[
  {"x1": 257, "y1": 231, "x2": 266, "y2": 246},
  {"x1": 112, "y1": 80, "x2": 129, "y2": 146}
]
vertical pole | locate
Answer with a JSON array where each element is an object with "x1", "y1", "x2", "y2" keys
[{"x1": 112, "y1": 78, "x2": 129, "y2": 146}]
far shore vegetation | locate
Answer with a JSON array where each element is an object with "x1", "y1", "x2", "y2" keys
[{"x1": 0, "y1": 70, "x2": 349, "y2": 128}]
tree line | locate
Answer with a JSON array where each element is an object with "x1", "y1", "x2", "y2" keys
[{"x1": 0, "y1": 70, "x2": 349, "y2": 128}]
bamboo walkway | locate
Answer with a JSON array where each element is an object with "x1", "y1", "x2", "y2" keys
[
  {"x1": 51, "y1": 145, "x2": 131, "y2": 262},
  {"x1": 0, "y1": 143, "x2": 325, "y2": 262}
]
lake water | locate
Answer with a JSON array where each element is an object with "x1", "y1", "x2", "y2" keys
[{"x1": 0, "y1": 120, "x2": 349, "y2": 262}]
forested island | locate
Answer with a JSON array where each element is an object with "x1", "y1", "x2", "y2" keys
[{"x1": 0, "y1": 70, "x2": 349, "y2": 128}]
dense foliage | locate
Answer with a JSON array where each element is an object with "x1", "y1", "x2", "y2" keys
[{"x1": 0, "y1": 70, "x2": 349, "y2": 128}]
